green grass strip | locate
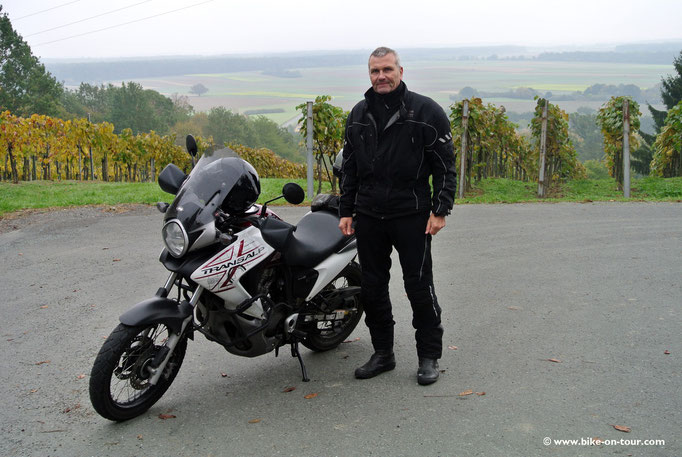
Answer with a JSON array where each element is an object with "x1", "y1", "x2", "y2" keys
[{"x1": 1, "y1": 177, "x2": 679, "y2": 217}]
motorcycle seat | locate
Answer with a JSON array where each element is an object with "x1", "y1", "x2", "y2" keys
[{"x1": 261, "y1": 211, "x2": 348, "y2": 268}]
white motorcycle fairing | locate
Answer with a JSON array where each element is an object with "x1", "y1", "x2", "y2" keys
[
  {"x1": 191, "y1": 226, "x2": 274, "y2": 318},
  {"x1": 303, "y1": 248, "x2": 357, "y2": 301},
  {"x1": 190, "y1": 219, "x2": 356, "y2": 315}
]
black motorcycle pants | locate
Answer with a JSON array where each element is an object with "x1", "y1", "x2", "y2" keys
[{"x1": 355, "y1": 211, "x2": 443, "y2": 360}]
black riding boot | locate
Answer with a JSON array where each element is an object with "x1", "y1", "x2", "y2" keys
[
  {"x1": 354, "y1": 350, "x2": 396, "y2": 379},
  {"x1": 417, "y1": 358, "x2": 439, "y2": 385}
]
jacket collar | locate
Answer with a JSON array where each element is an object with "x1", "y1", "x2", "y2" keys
[{"x1": 364, "y1": 81, "x2": 407, "y2": 109}]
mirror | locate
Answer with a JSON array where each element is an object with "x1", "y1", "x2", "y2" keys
[
  {"x1": 158, "y1": 163, "x2": 187, "y2": 195},
  {"x1": 282, "y1": 183, "x2": 305, "y2": 205},
  {"x1": 185, "y1": 134, "x2": 198, "y2": 157}
]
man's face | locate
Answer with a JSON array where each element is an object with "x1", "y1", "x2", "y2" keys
[{"x1": 369, "y1": 53, "x2": 403, "y2": 95}]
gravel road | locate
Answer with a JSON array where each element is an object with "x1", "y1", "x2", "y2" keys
[{"x1": 1, "y1": 202, "x2": 680, "y2": 457}]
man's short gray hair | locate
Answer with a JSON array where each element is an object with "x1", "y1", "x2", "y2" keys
[{"x1": 369, "y1": 47, "x2": 401, "y2": 68}]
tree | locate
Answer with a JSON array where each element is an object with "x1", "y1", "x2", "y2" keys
[
  {"x1": 296, "y1": 96, "x2": 346, "y2": 194},
  {"x1": 531, "y1": 98, "x2": 585, "y2": 191},
  {"x1": 189, "y1": 83, "x2": 208, "y2": 97},
  {"x1": 459, "y1": 87, "x2": 479, "y2": 99},
  {"x1": 0, "y1": 6, "x2": 63, "y2": 116},
  {"x1": 596, "y1": 96, "x2": 641, "y2": 189},
  {"x1": 205, "y1": 106, "x2": 257, "y2": 147},
  {"x1": 250, "y1": 115, "x2": 303, "y2": 163},
  {"x1": 647, "y1": 50, "x2": 682, "y2": 133},
  {"x1": 651, "y1": 100, "x2": 682, "y2": 177},
  {"x1": 569, "y1": 111, "x2": 604, "y2": 162}
]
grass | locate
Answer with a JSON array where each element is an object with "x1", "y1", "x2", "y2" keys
[
  {"x1": 0, "y1": 179, "x2": 334, "y2": 216},
  {"x1": 1, "y1": 177, "x2": 679, "y2": 217},
  {"x1": 458, "y1": 177, "x2": 682, "y2": 204}
]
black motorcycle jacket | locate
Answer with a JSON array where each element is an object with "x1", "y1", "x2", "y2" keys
[{"x1": 339, "y1": 82, "x2": 456, "y2": 219}]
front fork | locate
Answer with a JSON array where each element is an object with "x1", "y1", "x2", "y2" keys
[{"x1": 147, "y1": 273, "x2": 204, "y2": 385}]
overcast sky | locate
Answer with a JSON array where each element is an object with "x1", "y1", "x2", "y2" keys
[{"x1": 2, "y1": 0, "x2": 682, "y2": 60}]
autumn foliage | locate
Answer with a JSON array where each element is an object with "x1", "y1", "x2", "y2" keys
[
  {"x1": 0, "y1": 111, "x2": 310, "y2": 184},
  {"x1": 450, "y1": 98, "x2": 536, "y2": 192}
]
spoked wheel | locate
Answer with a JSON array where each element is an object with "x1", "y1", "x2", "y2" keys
[
  {"x1": 302, "y1": 262, "x2": 364, "y2": 352},
  {"x1": 89, "y1": 323, "x2": 187, "y2": 421}
]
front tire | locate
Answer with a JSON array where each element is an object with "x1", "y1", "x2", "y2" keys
[
  {"x1": 302, "y1": 262, "x2": 364, "y2": 352},
  {"x1": 89, "y1": 323, "x2": 187, "y2": 421}
]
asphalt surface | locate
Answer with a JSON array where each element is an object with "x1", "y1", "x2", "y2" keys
[{"x1": 0, "y1": 202, "x2": 680, "y2": 457}]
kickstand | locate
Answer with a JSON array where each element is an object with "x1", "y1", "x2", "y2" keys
[{"x1": 291, "y1": 341, "x2": 310, "y2": 382}]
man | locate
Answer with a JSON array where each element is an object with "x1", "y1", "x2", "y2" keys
[{"x1": 338, "y1": 47, "x2": 456, "y2": 385}]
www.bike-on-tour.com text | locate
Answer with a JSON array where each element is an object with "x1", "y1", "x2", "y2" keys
[{"x1": 544, "y1": 437, "x2": 665, "y2": 447}]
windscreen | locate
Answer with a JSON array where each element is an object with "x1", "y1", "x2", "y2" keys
[{"x1": 164, "y1": 148, "x2": 251, "y2": 236}]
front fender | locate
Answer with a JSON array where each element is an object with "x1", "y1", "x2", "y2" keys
[{"x1": 119, "y1": 297, "x2": 192, "y2": 334}]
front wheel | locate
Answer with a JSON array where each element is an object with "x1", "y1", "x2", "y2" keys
[
  {"x1": 302, "y1": 262, "x2": 364, "y2": 352},
  {"x1": 89, "y1": 323, "x2": 187, "y2": 421}
]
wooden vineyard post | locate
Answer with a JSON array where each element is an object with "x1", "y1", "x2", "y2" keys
[
  {"x1": 623, "y1": 99, "x2": 631, "y2": 198},
  {"x1": 458, "y1": 99, "x2": 469, "y2": 199},
  {"x1": 537, "y1": 100, "x2": 548, "y2": 198},
  {"x1": 306, "y1": 101, "x2": 314, "y2": 199}
]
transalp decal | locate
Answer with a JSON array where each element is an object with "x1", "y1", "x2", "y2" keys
[{"x1": 194, "y1": 238, "x2": 267, "y2": 292}]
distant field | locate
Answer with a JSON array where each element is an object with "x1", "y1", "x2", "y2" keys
[{"x1": 132, "y1": 60, "x2": 672, "y2": 125}]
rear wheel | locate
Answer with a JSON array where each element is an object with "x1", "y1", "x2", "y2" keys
[
  {"x1": 89, "y1": 323, "x2": 187, "y2": 421},
  {"x1": 302, "y1": 262, "x2": 363, "y2": 352}
]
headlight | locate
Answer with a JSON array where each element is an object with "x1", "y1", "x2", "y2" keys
[{"x1": 162, "y1": 219, "x2": 188, "y2": 258}]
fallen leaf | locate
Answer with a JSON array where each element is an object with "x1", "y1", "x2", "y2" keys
[
  {"x1": 63, "y1": 404, "x2": 80, "y2": 413},
  {"x1": 113, "y1": 259, "x2": 121, "y2": 262},
  {"x1": 664, "y1": 350, "x2": 670, "y2": 355},
  {"x1": 612, "y1": 424, "x2": 631, "y2": 433},
  {"x1": 35, "y1": 360, "x2": 50, "y2": 365},
  {"x1": 220, "y1": 372, "x2": 228, "y2": 377},
  {"x1": 448, "y1": 346, "x2": 458, "y2": 350},
  {"x1": 459, "y1": 389, "x2": 474, "y2": 396},
  {"x1": 30, "y1": 389, "x2": 38, "y2": 393},
  {"x1": 248, "y1": 419, "x2": 261, "y2": 424},
  {"x1": 342, "y1": 337, "x2": 360, "y2": 343},
  {"x1": 137, "y1": 435, "x2": 143, "y2": 440},
  {"x1": 476, "y1": 392, "x2": 486, "y2": 396},
  {"x1": 547, "y1": 358, "x2": 562, "y2": 363},
  {"x1": 282, "y1": 386, "x2": 296, "y2": 393},
  {"x1": 158, "y1": 413, "x2": 176, "y2": 420},
  {"x1": 76, "y1": 374, "x2": 86, "y2": 379},
  {"x1": 304, "y1": 393, "x2": 318, "y2": 399}
]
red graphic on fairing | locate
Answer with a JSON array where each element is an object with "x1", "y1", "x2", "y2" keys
[{"x1": 193, "y1": 238, "x2": 267, "y2": 292}]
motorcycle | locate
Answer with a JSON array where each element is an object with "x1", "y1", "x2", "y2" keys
[{"x1": 89, "y1": 135, "x2": 362, "y2": 421}]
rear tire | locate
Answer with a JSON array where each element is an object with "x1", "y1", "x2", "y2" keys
[
  {"x1": 89, "y1": 323, "x2": 187, "y2": 421},
  {"x1": 302, "y1": 262, "x2": 363, "y2": 352}
]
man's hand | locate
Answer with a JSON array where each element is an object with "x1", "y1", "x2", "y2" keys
[
  {"x1": 339, "y1": 217, "x2": 355, "y2": 236},
  {"x1": 425, "y1": 214, "x2": 446, "y2": 235}
]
